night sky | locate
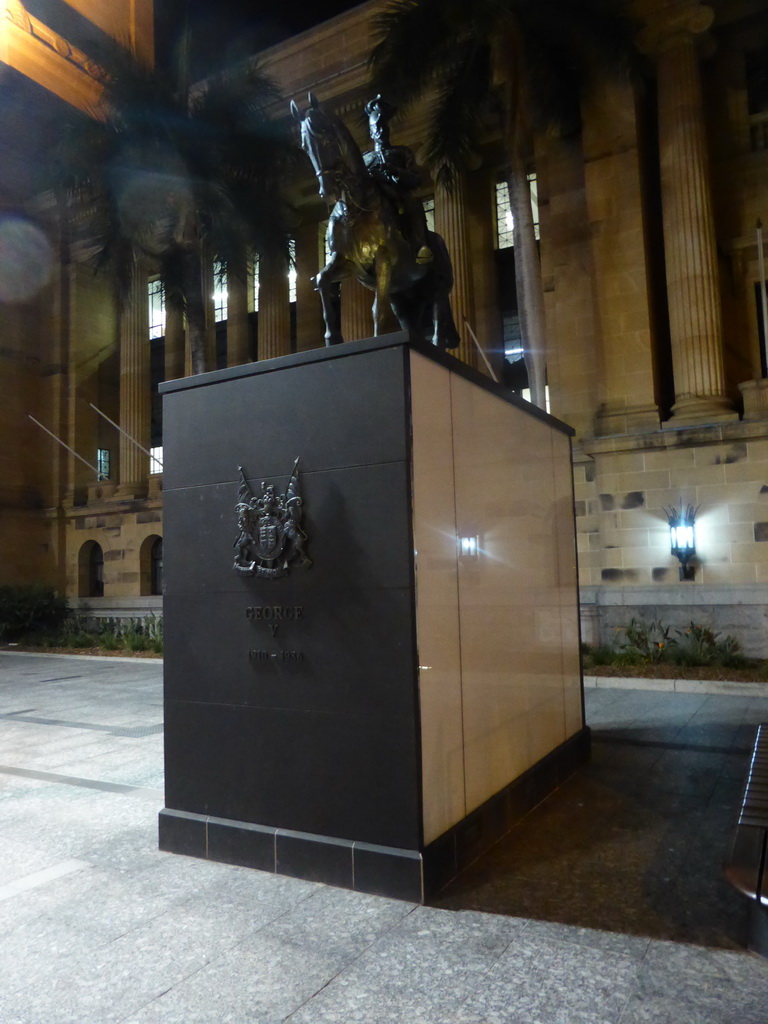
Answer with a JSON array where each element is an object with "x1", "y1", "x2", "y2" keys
[{"x1": 155, "y1": 0, "x2": 365, "y2": 74}]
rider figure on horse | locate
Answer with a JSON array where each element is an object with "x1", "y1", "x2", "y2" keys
[{"x1": 363, "y1": 95, "x2": 433, "y2": 265}]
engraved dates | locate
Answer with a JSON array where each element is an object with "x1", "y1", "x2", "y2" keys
[{"x1": 249, "y1": 650, "x2": 305, "y2": 662}]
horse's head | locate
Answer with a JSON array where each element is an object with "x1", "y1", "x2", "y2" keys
[{"x1": 291, "y1": 93, "x2": 357, "y2": 201}]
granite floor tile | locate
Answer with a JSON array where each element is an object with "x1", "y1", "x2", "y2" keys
[
  {"x1": 618, "y1": 941, "x2": 768, "y2": 1024},
  {"x1": 282, "y1": 906, "x2": 523, "y2": 1024},
  {"x1": 3, "y1": 657, "x2": 768, "y2": 1024},
  {"x1": 119, "y1": 889, "x2": 418, "y2": 1024},
  {"x1": 452, "y1": 932, "x2": 640, "y2": 1024}
]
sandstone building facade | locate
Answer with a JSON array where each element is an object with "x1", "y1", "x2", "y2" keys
[{"x1": 2, "y1": 0, "x2": 768, "y2": 652}]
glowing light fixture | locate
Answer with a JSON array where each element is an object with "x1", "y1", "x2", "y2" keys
[
  {"x1": 459, "y1": 535, "x2": 479, "y2": 558},
  {"x1": 665, "y1": 503, "x2": 697, "y2": 581}
]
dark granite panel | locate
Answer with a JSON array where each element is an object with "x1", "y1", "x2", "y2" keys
[
  {"x1": 163, "y1": 586, "x2": 416, "y2": 717},
  {"x1": 163, "y1": 700, "x2": 422, "y2": 849},
  {"x1": 557, "y1": 727, "x2": 592, "y2": 784},
  {"x1": 276, "y1": 829, "x2": 353, "y2": 888},
  {"x1": 353, "y1": 842, "x2": 423, "y2": 902},
  {"x1": 206, "y1": 816, "x2": 276, "y2": 871},
  {"x1": 158, "y1": 808, "x2": 207, "y2": 859},
  {"x1": 422, "y1": 831, "x2": 458, "y2": 897},
  {"x1": 163, "y1": 345, "x2": 409, "y2": 491},
  {"x1": 162, "y1": 460, "x2": 413, "y2": 598},
  {"x1": 423, "y1": 728, "x2": 591, "y2": 899},
  {"x1": 455, "y1": 791, "x2": 510, "y2": 867}
]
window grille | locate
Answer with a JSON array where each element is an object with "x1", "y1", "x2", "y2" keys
[
  {"x1": 148, "y1": 278, "x2": 165, "y2": 339},
  {"x1": 288, "y1": 240, "x2": 297, "y2": 304},
  {"x1": 96, "y1": 448, "x2": 110, "y2": 481},
  {"x1": 213, "y1": 260, "x2": 227, "y2": 322},
  {"x1": 495, "y1": 175, "x2": 539, "y2": 249},
  {"x1": 252, "y1": 255, "x2": 260, "y2": 312}
]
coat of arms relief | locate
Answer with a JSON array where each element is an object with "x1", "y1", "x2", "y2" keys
[{"x1": 233, "y1": 459, "x2": 311, "y2": 579}]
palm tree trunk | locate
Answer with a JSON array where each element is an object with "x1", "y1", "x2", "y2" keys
[
  {"x1": 507, "y1": 158, "x2": 546, "y2": 410},
  {"x1": 181, "y1": 246, "x2": 208, "y2": 375}
]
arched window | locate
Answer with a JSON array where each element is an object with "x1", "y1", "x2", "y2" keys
[
  {"x1": 140, "y1": 534, "x2": 163, "y2": 596},
  {"x1": 90, "y1": 544, "x2": 104, "y2": 597},
  {"x1": 79, "y1": 541, "x2": 104, "y2": 598},
  {"x1": 151, "y1": 537, "x2": 163, "y2": 595}
]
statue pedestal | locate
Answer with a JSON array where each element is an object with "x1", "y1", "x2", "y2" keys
[{"x1": 158, "y1": 334, "x2": 588, "y2": 901}]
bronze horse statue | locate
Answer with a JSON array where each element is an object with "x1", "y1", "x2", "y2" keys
[{"x1": 290, "y1": 94, "x2": 460, "y2": 350}]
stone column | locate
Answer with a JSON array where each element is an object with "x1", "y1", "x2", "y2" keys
[
  {"x1": 341, "y1": 278, "x2": 374, "y2": 341},
  {"x1": 227, "y1": 255, "x2": 250, "y2": 367},
  {"x1": 435, "y1": 175, "x2": 476, "y2": 369},
  {"x1": 295, "y1": 221, "x2": 325, "y2": 352},
  {"x1": 644, "y1": 3, "x2": 735, "y2": 423},
  {"x1": 117, "y1": 268, "x2": 150, "y2": 495},
  {"x1": 579, "y1": 82, "x2": 660, "y2": 436},
  {"x1": 164, "y1": 304, "x2": 185, "y2": 382},
  {"x1": 258, "y1": 251, "x2": 291, "y2": 360}
]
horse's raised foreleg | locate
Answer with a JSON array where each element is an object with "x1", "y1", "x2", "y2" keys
[
  {"x1": 314, "y1": 257, "x2": 350, "y2": 346},
  {"x1": 427, "y1": 232, "x2": 461, "y2": 351}
]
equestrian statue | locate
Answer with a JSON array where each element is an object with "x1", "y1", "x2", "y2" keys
[{"x1": 290, "y1": 93, "x2": 460, "y2": 351}]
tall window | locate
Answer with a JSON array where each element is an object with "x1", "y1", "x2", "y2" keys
[
  {"x1": 97, "y1": 448, "x2": 110, "y2": 481},
  {"x1": 495, "y1": 175, "x2": 539, "y2": 250},
  {"x1": 151, "y1": 538, "x2": 163, "y2": 595},
  {"x1": 252, "y1": 254, "x2": 260, "y2": 312},
  {"x1": 148, "y1": 278, "x2": 165, "y2": 339},
  {"x1": 288, "y1": 239, "x2": 297, "y2": 304},
  {"x1": 89, "y1": 543, "x2": 104, "y2": 598},
  {"x1": 147, "y1": 280, "x2": 165, "y2": 454},
  {"x1": 150, "y1": 446, "x2": 163, "y2": 474},
  {"x1": 213, "y1": 260, "x2": 228, "y2": 322}
]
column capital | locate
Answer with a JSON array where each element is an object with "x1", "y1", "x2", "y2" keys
[{"x1": 637, "y1": 2, "x2": 714, "y2": 55}]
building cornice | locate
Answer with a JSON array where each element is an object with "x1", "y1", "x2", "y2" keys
[{"x1": 1, "y1": 0, "x2": 102, "y2": 112}]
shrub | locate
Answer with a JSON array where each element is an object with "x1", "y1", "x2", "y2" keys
[
  {"x1": 145, "y1": 614, "x2": 163, "y2": 654},
  {"x1": 121, "y1": 617, "x2": 148, "y2": 652},
  {"x1": 618, "y1": 618, "x2": 676, "y2": 664},
  {"x1": 98, "y1": 618, "x2": 122, "y2": 651},
  {"x1": 670, "y1": 622, "x2": 746, "y2": 668},
  {"x1": 581, "y1": 644, "x2": 614, "y2": 668},
  {"x1": 57, "y1": 615, "x2": 96, "y2": 648},
  {"x1": 0, "y1": 585, "x2": 67, "y2": 639}
]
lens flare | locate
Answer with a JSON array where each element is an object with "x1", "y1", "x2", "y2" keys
[{"x1": 0, "y1": 217, "x2": 53, "y2": 302}]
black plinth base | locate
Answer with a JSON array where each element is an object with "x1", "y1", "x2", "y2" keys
[
  {"x1": 159, "y1": 726, "x2": 590, "y2": 902},
  {"x1": 749, "y1": 899, "x2": 768, "y2": 959}
]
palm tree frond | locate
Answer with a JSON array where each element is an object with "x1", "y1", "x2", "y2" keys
[
  {"x1": 424, "y1": 42, "x2": 493, "y2": 191},
  {"x1": 369, "y1": 0, "x2": 474, "y2": 108}
]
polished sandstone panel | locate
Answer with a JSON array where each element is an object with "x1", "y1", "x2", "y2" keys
[
  {"x1": 411, "y1": 353, "x2": 581, "y2": 834},
  {"x1": 449, "y1": 374, "x2": 573, "y2": 813},
  {"x1": 551, "y1": 429, "x2": 584, "y2": 739},
  {"x1": 409, "y1": 352, "x2": 465, "y2": 844}
]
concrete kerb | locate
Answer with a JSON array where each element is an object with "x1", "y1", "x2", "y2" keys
[
  {"x1": 0, "y1": 650, "x2": 163, "y2": 664},
  {"x1": 584, "y1": 673, "x2": 768, "y2": 697},
  {"x1": 3, "y1": 653, "x2": 765, "y2": 698}
]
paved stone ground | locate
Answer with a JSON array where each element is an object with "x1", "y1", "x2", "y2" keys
[{"x1": 0, "y1": 652, "x2": 767, "y2": 1023}]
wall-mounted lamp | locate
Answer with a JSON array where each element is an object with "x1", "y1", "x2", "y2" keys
[
  {"x1": 665, "y1": 503, "x2": 698, "y2": 581},
  {"x1": 459, "y1": 535, "x2": 479, "y2": 558}
]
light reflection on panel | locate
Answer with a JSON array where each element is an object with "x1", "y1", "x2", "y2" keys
[
  {"x1": 409, "y1": 353, "x2": 464, "y2": 844},
  {"x1": 410, "y1": 352, "x2": 582, "y2": 838}
]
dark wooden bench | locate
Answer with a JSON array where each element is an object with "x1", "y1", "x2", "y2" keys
[{"x1": 725, "y1": 722, "x2": 768, "y2": 957}]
